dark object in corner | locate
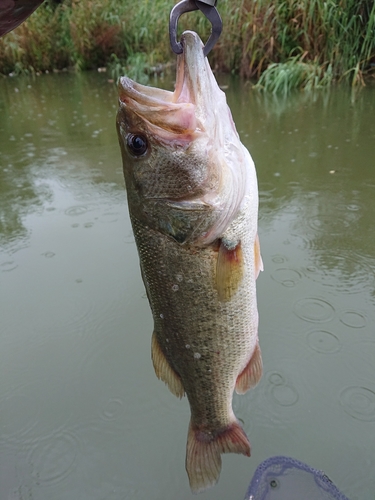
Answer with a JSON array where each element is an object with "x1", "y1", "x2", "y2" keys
[{"x1": 0, "y1": 0, "x2": 45, "y2": 37}]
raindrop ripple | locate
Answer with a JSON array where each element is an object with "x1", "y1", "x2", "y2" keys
[{"x1": 339, "y1": 386, "x2": 375, "y2": 422}]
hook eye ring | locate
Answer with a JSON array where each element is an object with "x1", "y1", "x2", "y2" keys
[{"x1": 169, "y1": 0, "x2": 222, "y2": 57}]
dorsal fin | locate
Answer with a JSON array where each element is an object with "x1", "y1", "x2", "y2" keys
[{"x1": 254, "y1": 233, "x2": 263, "y2": 279}]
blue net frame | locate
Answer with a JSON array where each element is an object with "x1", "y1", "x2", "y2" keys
[{"x1": 244, "y1": 456, "x2": 351, "y2": 500}]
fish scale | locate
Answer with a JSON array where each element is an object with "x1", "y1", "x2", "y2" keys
[
  {"x1": 133, "y1": 216, "x2": 253, "y2": 421},
  {"x1": 117, "y1": 30, "x2": 263, "y2": 493}
]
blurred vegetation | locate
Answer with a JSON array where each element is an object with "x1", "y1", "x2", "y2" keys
[{"x1": 0, "y1": 0, "x2": 374, "y2": 91}]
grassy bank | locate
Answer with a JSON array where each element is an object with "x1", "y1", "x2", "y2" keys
[{"x1": 0, "y1": 0, "x2": 374, "y2": 90}]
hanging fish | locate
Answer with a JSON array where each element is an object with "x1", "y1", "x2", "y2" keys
[{"x1": 117, "y1": 30, "x2": 263, "y2": 493}]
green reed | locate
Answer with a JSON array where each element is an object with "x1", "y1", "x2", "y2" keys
[
  {"x1": 0, "y1": 0, "x2": 374, "y2": 91},
  {"x1": 237, "y1": 0, "x2": 375, "y2": 90},
  {"x1": 254, "y1": 53, "x2": 334, "y2": 94}
]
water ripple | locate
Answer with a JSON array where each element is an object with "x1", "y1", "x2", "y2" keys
[
  {"x1": 100, "y1": 398, "x2": 125, "y2": 422},
  {"x1": 46, "y1": 291, "x2": 95, "y2": 332},
  {"x1": 267, "y1": 372, "x2": 286, "y2": 386},
  {"x1": 98, "y1": 211, "x2": 119, "y2": 224},
  {"x1": 303, "y1": 253, "x2": 374, "y2": 294},
  {"x1": 340, "y1": 310, "x2": 367, "y2": 329},
  {"x1": 271, "y1": 268, "x2": 303, "y2": 287},
  {"x1": 64, "y1": 205, "x2": 88, "y2": 216},
  {"x1": 343, "y1": 341, "x2": 375, "y2": 383},
  {"x1": 239, "y1": 364, "x2": 307, "y2": 428},
  {"x1": 258, "y1": 183, "x2": 276, "y2": 204},
  {"x1": 28, "y1": 430, "x2": 80, "y2": 485},
  {"x1": 339, "y1": 386, "x2": 375, "y2": 422},
  {"x1": 42, "y1": 251, "x2": 55, "y2": 258},
  {"x1": 271, "y1": 255, "x2": 288, "y2": 264},
  {"x1": 79, "y1": 332, "x2": 172, "y2": 429},
  {"x1": 1, "y1": 260, "x2": 18, "y2": 272},
  {"x1": 293, "y1": 297, "x2": 336, "y2": 323},
  {"x1": 307, "y1": 215, "x2": 351, "y2": 235},
  {"x1": 0, "y1": 386, "x2": 41, "y2": 447},
  {"x1": 307, "y1": 330, "x2": 342, "y2": 354},
  {"x1": 265, "y1": 371, "x2": 299, "y2": 407}
]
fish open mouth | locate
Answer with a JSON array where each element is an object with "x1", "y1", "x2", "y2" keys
[
  {"x1": 118, "y1": 75, "x2": 197, "y2": 134},
  {"x1": 118, "y1": 31, "x2": 220, "y2": 135}
]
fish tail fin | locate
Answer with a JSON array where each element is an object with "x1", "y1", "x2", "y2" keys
[{"x1": 186, "y1": 419, "x2": 250, "y2": 493}]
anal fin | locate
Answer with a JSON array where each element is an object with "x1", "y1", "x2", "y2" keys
[
  {"x1": 151, "y1": 332, "x2": 185, "y2": 398},
  {"x1": 235, "y1": 342, "x2": 263, "y2": 394},
  {"x1": 216, "y1": 238, "x2": 244, "y2": 302},
  {"x1": 186, "y1": 419, "x2": 250, "y2": 493}
]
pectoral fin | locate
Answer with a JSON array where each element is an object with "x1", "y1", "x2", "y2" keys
[
  {"x1": 151, "y1": 332, "x2": 185, "y2": 398},
  {"x1": 235, "y1": 342, "x2": 263, "y2": 394},
  {"x1": 216, "y1": 238, "x2": 244, "y2": 302},
  {"x1": 254, "y1": 233, "x2": 264, "y2": 279}
]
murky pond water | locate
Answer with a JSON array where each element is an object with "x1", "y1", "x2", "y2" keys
[{"x1": 1, "y1": 71, "x2": 374, "y2": 500}]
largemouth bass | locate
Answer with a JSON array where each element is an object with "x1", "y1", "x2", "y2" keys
[{"x1": 117, "y1": 30, "x2": 263, "y2": 493}]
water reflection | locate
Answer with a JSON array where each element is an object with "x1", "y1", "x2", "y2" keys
[
  {"x1": 0, "y1": 73, "x2": 122, "y2": 251},
  {"x1": 1, "y1": 73, "x2": 375, "y2": 500}
]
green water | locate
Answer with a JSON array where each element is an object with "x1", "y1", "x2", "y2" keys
[{"x1": 0, "y1": 72, "x2": 374, "y2": 500}]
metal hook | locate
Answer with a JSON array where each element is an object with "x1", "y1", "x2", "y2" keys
[{"x1": 169, "y1": 0, "x2": 222, "y2": 57}]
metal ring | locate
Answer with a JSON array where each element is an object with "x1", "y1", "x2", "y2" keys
[
  {"x1": 196, "y1": 1, "x2": 222, "y2": 56},
  {"x1": 169, "y1": 0, "x2": 198, "y2": 55},
  {"x1": 169, "y1": 0, "x2": 222, "y2": 57},
  {"x1": 196, "y1": 0, "x2": 216, "y2": 6}
]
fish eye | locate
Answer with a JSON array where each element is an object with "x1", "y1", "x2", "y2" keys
[{"x1": 126, "y1": 133, "x2": 148, "y2": 157}]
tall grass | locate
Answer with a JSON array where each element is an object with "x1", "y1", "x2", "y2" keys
[
  {"x1": 254, "y1": 53, "x2": 334, "y2": 94},
  {"x1": 237, "y1": 0, "x2": 375, "y2": 88},
  {"x1": 0, "y1": 0, "x2": 374, "y2": 90}
]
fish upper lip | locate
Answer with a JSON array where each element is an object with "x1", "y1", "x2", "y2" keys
[
  {"x1": 118, "y1": 76, "x2": 194, "y2": 111},
  {"x1": 119, "y1": 77, "x2": 175, "y2": 107}
]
